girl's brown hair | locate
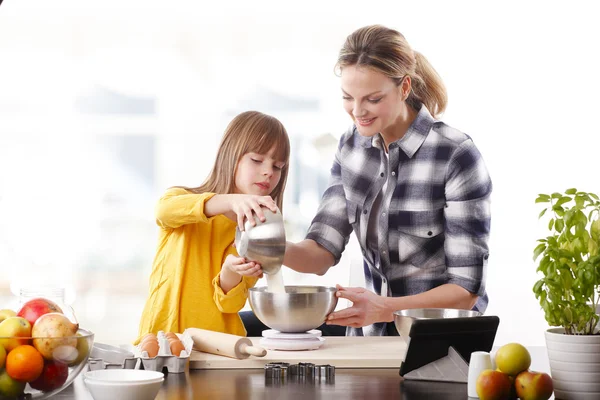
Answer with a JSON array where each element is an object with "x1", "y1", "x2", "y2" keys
[
  {"x1": 337, "y1": 25, "x2": 447, "y2": 118},
  {"x1": 177, "y1": 111, "x2": 290, "y2": 210}
]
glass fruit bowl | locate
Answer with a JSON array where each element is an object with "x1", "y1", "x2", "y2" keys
[{"x1": 0, "y1": 328, "x2": 94, "y2": 399}]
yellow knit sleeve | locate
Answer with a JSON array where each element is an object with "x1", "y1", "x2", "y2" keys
[
  {"x1": 212, "y1": 274, "x2": 259, "y2": 313},
  {"x1": 155, "y1": 188, "x2": 217, "y2": 229}
]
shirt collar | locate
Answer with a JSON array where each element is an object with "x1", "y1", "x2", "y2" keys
[{"x1": 355, "y1": 104, "x2": 436, "y2": 158}]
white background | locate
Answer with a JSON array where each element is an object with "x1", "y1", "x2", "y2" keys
[{"x1": 1, "y1": 0, "x2": 599, "y2": 346}]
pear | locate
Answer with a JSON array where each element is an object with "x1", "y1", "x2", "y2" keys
[{"x1": 32, "y1": 313, "x2": 79, "y2": 360}]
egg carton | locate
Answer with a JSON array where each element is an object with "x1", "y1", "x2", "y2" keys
[
  {"x1": 133, "y1": 331, "x2": 194, "y2": 374},
  {"x1": 88, "y1": 343, "x2": 140, "y2": 371}
]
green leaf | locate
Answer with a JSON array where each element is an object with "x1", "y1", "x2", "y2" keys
[
  {"x1": 539, "y1": 208, "x2": 548, "y2": 219},
  {"x1": 551, "y1": 192, "x2": 562, "y2": 199},
  {"x1": 533, "y1": 243, "x2": 547, "y2": 261},
  {"x1": 591, "y1": 219, "x2": 600, "y2": 242},
  {"x1": 590, "y1": 193, "x2": 599, "y2": 200},
  {"x1": 566, "y1": 188, "x2": 577, "y2": 195},
  {"x1": 548, "y1": 218, "x2": 554, "y2": 231},
  {"x1": 556, "y1": 197, "x2": 572, "y2": 207},
  {"x1": 555, "y1": 219, "x2": 565, "y2": 232}
]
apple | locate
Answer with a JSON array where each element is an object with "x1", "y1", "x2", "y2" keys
[
  {"x1": 69, "y1": 333, "x2": 90, "y2": 366},
  {"x1": 32, "y1": 313, "x2": 78, "y2": 360},
  {"x1": 17, "y1": 298, "x2": 63, "y2": 327},
  {"x1": 495, "y1": 343, "x2": 531, "y2": 376},
  {"x1": 0, "y1": 309, "x2": 17, "y2": 323},
  {"x1": 476, "y1": 369, "x2": 512, "y2": 400},
  {"x1": 0, "y1": 316, "x2": 32, "y2": 352},
  {"x1": 0, "y1": 369, "x2": 26, "y2": 398},
  {"x1": 515, "y1": 370, "x2": 554, "y2": 400},
  {"x1": 29, "y1": 360, "x2": 69, "y2": 392}
]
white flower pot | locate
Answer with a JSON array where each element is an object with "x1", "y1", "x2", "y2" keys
[{"x1": 545, "y1": 328, "x2": 600, "y2": 399}]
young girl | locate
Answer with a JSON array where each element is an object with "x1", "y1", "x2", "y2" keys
[{"x1": 136, "y1": 111, "x2": 290, "y2": 341}]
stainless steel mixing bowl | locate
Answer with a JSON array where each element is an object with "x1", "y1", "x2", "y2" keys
[
  {"x1": 393, "y1": 308, "x2": 481, "y2": 340},
  {"x1": 249, "y1": 286, "x2": 338, "y2": 333},
  {"x1": 235, "y1": 208, "x2": 285, "y2": 275}
]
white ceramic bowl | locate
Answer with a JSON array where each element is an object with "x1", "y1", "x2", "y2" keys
[{"x1": 84, "y1": 370, "x2": 164, "y2": 400}]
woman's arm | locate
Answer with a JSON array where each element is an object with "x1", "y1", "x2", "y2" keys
[
  {"x1": 327, "y1": 283, "x2": 477, "y2": 327},
  {"x1": 283, "y1": 239, "x2": 335, "y2": 276}
]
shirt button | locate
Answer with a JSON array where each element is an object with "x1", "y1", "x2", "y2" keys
[
  {"x1": 391, "y1": 171, "x2": 396, "y2": 176},
  {"x1": 382, "y1": 250, "x2": 386, "y2": 255},
  {"x1": 484, "y1": 254, "x2": 489, "y2": 260},
  {"x1": 382, "y1": 212, "x2": 386, "y2": 217},
  {"x1": 363, "y1": 209, "x2": 368, "y2": 214},
  {"x1": 427, "y1": 231, "x2": 433, "y2": 236},
  {"x1": 380, "y1": 172, "x2": 384, "y2": 177}
]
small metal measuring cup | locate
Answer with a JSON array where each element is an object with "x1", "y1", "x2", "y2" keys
[{"x1": 235, "y1": 208, "x2": 286, "y2": 275}]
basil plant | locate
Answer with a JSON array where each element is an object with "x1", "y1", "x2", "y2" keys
[{"x1": 534, "y1": 189, "x2": 600, "y2": 335}]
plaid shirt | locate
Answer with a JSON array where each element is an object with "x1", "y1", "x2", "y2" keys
[{"x1": 306, "y1": 105, "x2": 492, "y2": 336}]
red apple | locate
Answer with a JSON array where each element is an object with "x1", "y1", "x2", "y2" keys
[
  {"x1": 476, "y1": 369, "x2": 512, "y2": 400},
  {"x1": 515, "y1": 370, "x2": 553, "y2": 400},
  {"x1": 29, "y1": 360, "x2": 68, "y2": 392},
  {"x1": 17, "y1": 298, "x2": 63, "y2": 327}
]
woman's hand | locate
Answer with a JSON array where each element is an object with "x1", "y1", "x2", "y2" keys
[
  {"x1": 222, "y1": 254, "x2": 264, "y2": 278},
  {"x1": 229, "y1": 194, "x2": 278, "y2": 231},
  {"x1": 325, "y1": 285, "x2": 392, "y2": 328}
]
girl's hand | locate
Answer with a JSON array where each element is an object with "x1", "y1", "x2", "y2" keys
[
  {"x1": 222, "y1": 254, "x2": 264, "y2": 278},
  {"x1": 325, "y1": 285, "x2": 392, "y2": 328},
  {"x1": 229, "y1": 194, "x2": 278, "y2": 231}
]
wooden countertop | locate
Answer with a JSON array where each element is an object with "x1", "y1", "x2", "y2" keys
[{"x1": 190, "y1": 336, "x2": 407, "y2": 369}]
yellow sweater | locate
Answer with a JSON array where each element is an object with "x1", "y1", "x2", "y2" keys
[{"x1": 136, "y1": 188, "x2": 258, "y2": 343}]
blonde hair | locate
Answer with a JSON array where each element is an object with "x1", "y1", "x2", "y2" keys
[
  {"x1": 337, "y1": 25, "x2": 447, "y2": 118},
  {"x1": 177, "y1": 111, "x2": 290, "y2": 210}
]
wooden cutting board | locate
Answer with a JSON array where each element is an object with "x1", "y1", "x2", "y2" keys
[{"x1": 190, "y1": 337, "x2": 407, "y2": 369}]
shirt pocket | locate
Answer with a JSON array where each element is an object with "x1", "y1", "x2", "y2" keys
[{"x1": 396, "y1": 209, "x2": 445, "y2": 268}]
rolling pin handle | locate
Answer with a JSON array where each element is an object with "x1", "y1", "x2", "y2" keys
[{"x1": 241, "y1": 343, "x2": 267, "y2": 357}]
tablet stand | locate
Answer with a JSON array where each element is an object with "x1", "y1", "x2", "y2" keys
[{"x1": 399, "y1": 315, "x2": 500, "y2": 383}]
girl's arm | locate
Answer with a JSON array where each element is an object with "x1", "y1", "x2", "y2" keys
[
  {"x1": 205, "y1": 194, "x2": 278, "y2": 230},
  {"x1": 219, "y1": 254, "x2": 262, "y2": 293}
]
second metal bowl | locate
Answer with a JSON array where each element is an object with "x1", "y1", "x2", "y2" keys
[{"x1": 393, "y1": 308, "x2": 482, "y2": 340}]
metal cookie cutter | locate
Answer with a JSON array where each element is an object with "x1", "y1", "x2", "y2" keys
[
  {"x1": 315, "y1": 364, "x2": 336, "y2": 382},
  {"x1": 265, "y1": 362, "x2": 290, "y2": 380},
  {"x1": 264, "y1": 362, "x2": 335, "y2": 384}
]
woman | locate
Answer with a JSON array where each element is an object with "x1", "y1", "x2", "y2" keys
[{"x1": 283, "y1": 25, "x2": 492, "y2": 336}]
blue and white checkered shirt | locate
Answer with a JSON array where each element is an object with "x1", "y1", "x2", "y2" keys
[{"x1": 306, "y1": 105, "x2": 492, "y2": 336}]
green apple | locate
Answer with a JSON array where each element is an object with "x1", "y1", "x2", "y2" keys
[
  {"x1": 0, "y1": 369, "x2": 26, "y2": 398},
  {"x1": 0, "y1": 316, "x2": 32, "y2": 352},
  {"x1": 69, "y1": 333, "x2": 90, "y2": 366},
  {"x1": 0, "y1": 309, "x2": 17, "y2": 323}
]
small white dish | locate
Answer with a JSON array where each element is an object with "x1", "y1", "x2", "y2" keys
[
  {"x1": 84, "y1": 369, "x2": 164, "y2": 383},
  {"x1": 85, "y1": 378, "x2": 163, "y2": 400}
]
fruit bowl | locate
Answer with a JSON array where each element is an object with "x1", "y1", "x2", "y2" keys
[{"x1": 0, "y1": 328, "x2": 94, "y2": 399}]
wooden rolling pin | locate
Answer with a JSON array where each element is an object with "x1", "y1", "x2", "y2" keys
[{"x1": 185, "y1": 328, "x2": 267, "y2": 359}]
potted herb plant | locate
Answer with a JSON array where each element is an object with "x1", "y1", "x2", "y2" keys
[{"x1": 533, "y1": 188, "x2": 600, "y2": 399}]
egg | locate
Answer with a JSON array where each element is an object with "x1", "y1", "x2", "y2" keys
[
  {"x1": 140, "y1": 340, "x2": 159, "y2": 358},
  {"x1": 169, "y1": 340, "x2": 186, "y2": 357}
]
